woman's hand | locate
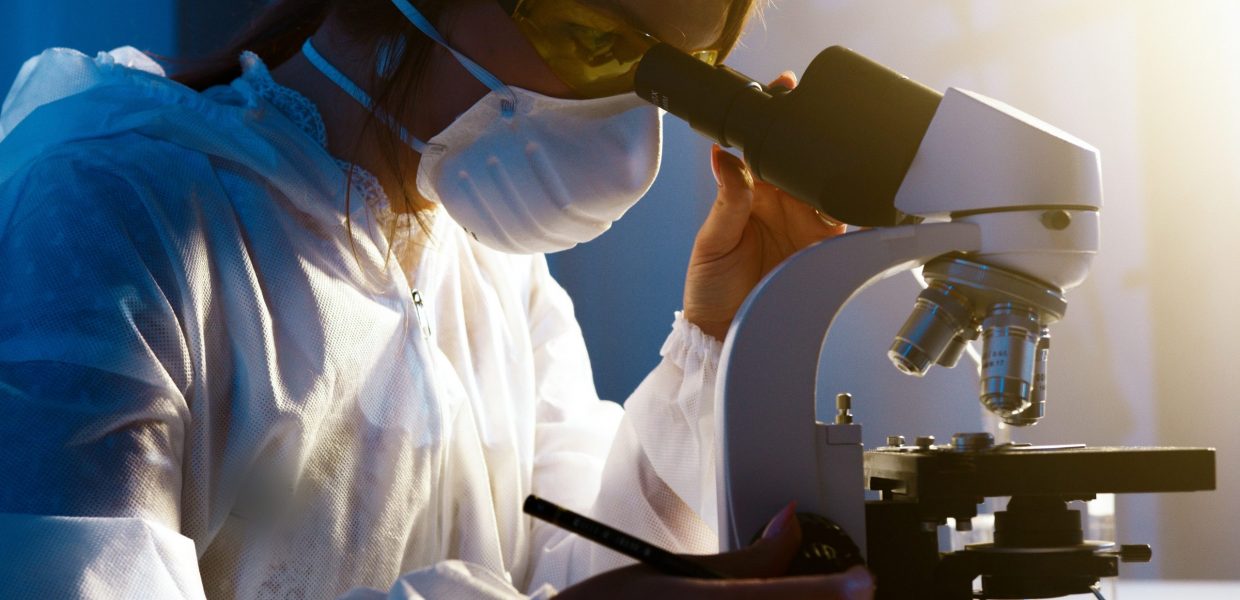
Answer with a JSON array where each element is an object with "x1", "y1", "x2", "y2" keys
[
  {"x1": 682, "y1": 72, "x2": 847, "y2": 340},
  {"x1": 555, "y1": 503, "x2": 875, "y2": 599}
]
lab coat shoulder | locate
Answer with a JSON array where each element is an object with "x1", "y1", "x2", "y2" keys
[
  {"x1": 0, "y1": 134, "x2": 198, "y2": 391},
  {"x1": 0, "y1": 133, "x2": 197, "y2": 537}
]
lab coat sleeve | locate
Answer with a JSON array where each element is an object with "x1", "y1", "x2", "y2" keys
[
  {"x1": 522, "y1": 256, "x2": 723, "y2": 592},
  {"x1": 0, "y1": 155, "x2": 202, "y2": 598}
]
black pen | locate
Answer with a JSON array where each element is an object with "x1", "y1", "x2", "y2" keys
[{"x1": 523, "y1": 495, "x2": 729, "y2": 580}]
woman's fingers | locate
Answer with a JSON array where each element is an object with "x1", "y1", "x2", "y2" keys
[
  {"x1": 557, "y1": 502, "x2": 874, "y2": 600},
  {"x1": 558, "y1": 563, "x2": 875, "y2": 600},
  {"x1": 698, "y1": 566, "x2": 876, "y2": 600},
  {"x1": 691, "y1": 502, "x2": 801, "y2": 578},
  {"x1": 694, "y1": 144, "x2": 755, "y2": 259},
  {"x1": 769, "y1": 70, "x2": 799, "y2": 92}
]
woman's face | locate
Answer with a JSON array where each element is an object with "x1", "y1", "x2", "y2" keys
[{"x1": 415, "y1": 0, "x2": 733, "y2": 139}]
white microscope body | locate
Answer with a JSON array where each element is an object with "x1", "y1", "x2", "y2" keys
[{"x1": 715, "y1": 87, "x2": 1103, "y2": 553}]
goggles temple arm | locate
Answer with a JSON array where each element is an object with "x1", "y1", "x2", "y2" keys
[{"x1": 390, "y1": 0, "x2": 518, "y2": 116}]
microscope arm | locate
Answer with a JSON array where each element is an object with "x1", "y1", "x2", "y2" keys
[{"x1": 717, "y1": 222, "x2": 981, "y2": 553}]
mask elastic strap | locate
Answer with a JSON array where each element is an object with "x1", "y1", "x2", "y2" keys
[
  {"x1": 389, "y1": 0, "x2": 518, "y2": 117},
  {"x1": 302, "y1": 39, "x2": 428, "y2": 153}
]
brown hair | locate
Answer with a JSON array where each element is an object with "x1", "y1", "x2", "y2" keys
[{"x1": 175, "y1": 0, "x2": 761, "y2": 233}]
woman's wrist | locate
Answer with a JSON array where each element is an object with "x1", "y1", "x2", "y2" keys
[
  {"x1": 663, "y1": 312, "x2": 725, "y2": 370},
  {"x1": 682, "y1": 310, "x2": 730, "y2": 342}
]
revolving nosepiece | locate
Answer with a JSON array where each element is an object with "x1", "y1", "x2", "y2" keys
[{"x1": 888, "y1": 256, "x2": 1065, "y2": 427}]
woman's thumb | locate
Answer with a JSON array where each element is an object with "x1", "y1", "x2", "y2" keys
[
  {"x1": 698, "y1": 502, "x2": 802, "y2": 579},
  {"x1": 694, "y1": 145, "x2": 754, "y2": 258}
]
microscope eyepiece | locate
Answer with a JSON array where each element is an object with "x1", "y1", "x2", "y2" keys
[
  {"x1": 634, "y1": 43, "x2": 772, "y2": 149},
  {"x1": 634, "y1": 43, "x2": 942, "y2": 227}
]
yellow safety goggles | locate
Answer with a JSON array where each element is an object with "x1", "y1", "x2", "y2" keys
[{"x1": 498, "y1": 0, "x2": 730, "y2": 98}]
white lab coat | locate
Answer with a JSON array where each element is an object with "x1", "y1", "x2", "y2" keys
[{"x1": 0, "y1": 48, "x2": 722, "y2": 599}]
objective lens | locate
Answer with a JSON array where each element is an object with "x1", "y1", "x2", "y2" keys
[
  {"x1": 936, "y1": 332, "x2": 973, "y2": 369},
  {"x1": 888, "y1": 300, "x2": 955, "y2": 376},
  {"x1": 979, "y1": 304, "x2": 1040, "y2": 418},
  {"x1": 888, "y1": 284, "x2": 974, "y2": 377},
  {"x1": 1002, "y1": 329, "x2": 1050, "y2": 427}
]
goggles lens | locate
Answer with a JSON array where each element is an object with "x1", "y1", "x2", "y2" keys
[{"x1": 508, "y1": 0, "x2": 723, "y2": 98}]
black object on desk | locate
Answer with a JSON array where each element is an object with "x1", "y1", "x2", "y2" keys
[{"x1": 522, "y1": 495, "x2": 728, "y2": 580}]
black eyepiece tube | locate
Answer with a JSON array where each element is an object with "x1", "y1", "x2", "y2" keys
[
  {"x1": 635, "y1": 44, "x2": 943, "y2": 227},
  {"x1": 633, "y1": 44, "x2": 774, "y2": 149}
]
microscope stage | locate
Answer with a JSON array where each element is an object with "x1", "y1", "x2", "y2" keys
[{"x1": 865, "y1": 445, "x2": 1216, "y2": 501}]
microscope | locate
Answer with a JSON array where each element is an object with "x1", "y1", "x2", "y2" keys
[{"x1": 635, "y1": 46, "x2": 1216, "y2": 598}]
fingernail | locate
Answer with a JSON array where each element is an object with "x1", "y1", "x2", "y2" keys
[
  {"x1": 770, "y1": 71, "x2": 798, "y2": 92},
  {"x1": 710, "y1": 144, "x2": 723, "y2": 186},
  {"x1": 761, "y1": 501, "x2": 797, "y2": 540},
  {"x1": 713, "y1": 149, "x2": 753, "y2": 190}
]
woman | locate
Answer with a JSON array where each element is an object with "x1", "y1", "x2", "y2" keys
[{"x1": 0, "y1": 0, "x2": 872, "y2": 597}]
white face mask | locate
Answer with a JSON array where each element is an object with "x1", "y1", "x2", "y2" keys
[{"x1": 304, "y1": 0, "x2": 664, "y2": 255}]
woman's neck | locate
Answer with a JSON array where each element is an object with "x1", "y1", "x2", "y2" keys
[{"x1": 270, "y1": 24, "x2": 432, "y2": 213}]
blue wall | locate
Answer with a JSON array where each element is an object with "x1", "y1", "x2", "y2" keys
[
  {"x1": 1, "y1": 0, "x2": 177, "y2": 93},
  {"x1": 545, "y1": 120, "x2": 713, "y2": 402}
]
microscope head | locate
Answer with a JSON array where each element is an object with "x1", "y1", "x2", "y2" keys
[{"x1": 892, "y1": 87, "x2": 1103, "y2": 287}]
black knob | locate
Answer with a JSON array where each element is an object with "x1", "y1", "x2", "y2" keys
[
  {"x1": 750, "y1": 513, "x2": 865, "y2": 575},
  {"x1": 1119, "y1": 544, "x2": 1153, "y2": 563}
]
